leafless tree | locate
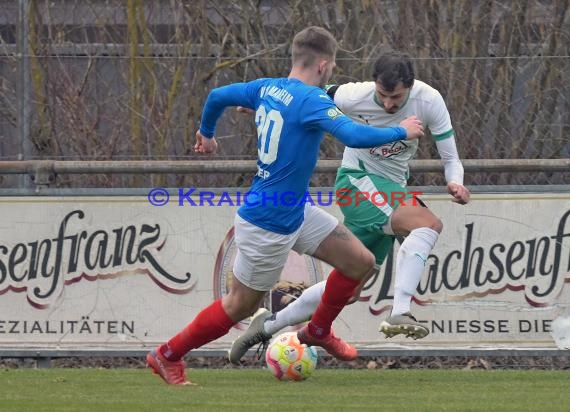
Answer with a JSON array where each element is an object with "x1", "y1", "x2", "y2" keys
[{"x1": 0, "y1": 0, "x2": 568, "y2": 187}]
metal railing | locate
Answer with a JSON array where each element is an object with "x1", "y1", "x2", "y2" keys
[{"x1": 0, "y1": 159, "x2": 568, "y2": 189}]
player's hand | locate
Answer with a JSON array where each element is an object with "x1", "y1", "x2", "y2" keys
[
  {"x1": 236, "y1": 106, "x2": 255, "y2": 116},
  {"x1": 447, "y1": 181, "x2": 470, "y2": 205},
  {"x1": 400, "y1": 116, "x2": 424, "y2": 140},
  {"x1": 194, "y1": 130, "x2": 218, "y2": 154}
]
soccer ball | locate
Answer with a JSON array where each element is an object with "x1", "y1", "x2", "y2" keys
[{"x1": 265, "y1": 332, "x2": 318, "y2": 381}]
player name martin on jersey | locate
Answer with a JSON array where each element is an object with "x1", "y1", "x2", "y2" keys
[{"x1": 259, "y1": 85, "x2": 294, "y2": 106}]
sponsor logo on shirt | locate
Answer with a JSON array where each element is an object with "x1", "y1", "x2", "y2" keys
[
  {"x1": 327, "y1": 107, "x2": 343, "y2": 119},
  {"x1": 370, "y1": 141, "x2": 409, "y2": 158}
]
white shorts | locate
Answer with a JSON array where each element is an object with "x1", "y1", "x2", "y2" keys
[{"x1": 232, "y1": 204, "x2": 338, "y2": 291}]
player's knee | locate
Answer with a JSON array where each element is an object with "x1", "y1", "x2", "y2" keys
[
  {"x1": 354, "y1": 249, "x2": 375, "y2": 279},
  {"x1": 420, "y1": 212, "x2": 443, "y2": 233},
  {"x1": 223, "y1": 292, "x2": 260, "y2": 321},
  {"x1": 431, "y1": 217, "x2": 443, "y2": 233},
  {"x1": 337, "y1": 248, "x2": 374, "y2": 280}
]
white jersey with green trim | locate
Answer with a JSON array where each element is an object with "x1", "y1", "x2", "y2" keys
[{"x1": 333, "y1": 80, "x2": 454, "y2": 186}]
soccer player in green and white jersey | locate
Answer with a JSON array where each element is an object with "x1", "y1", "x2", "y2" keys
[{"x1": 229, "y1": 51, "x2": 470, "y2": 363}]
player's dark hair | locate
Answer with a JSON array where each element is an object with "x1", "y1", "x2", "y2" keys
[
  {"x1": 371, "y1": 51, "x2": 415, "y2": 91},
  {"x1": 292, "y1": 26, "x2": 337, "y2": 68}
]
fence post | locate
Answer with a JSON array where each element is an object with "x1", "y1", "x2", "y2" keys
[{"x1": 17, "y1": 0, "x2": 32, "y2": 188}]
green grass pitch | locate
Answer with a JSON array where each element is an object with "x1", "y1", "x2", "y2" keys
[{"x1": 1, "y1": 368, "x2": 569, "y2": 412}]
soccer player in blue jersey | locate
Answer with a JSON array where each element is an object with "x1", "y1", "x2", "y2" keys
[
  {"x1": 146, "y1": 26, "x2": 424, "y2": 385},
  {"x1": 228, "y1": 52, "x2": 471, "y2": 365}
]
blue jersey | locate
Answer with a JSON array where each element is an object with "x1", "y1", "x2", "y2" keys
[{"x1": 200, "y1": 77, "x2": 407, "y2": 234}]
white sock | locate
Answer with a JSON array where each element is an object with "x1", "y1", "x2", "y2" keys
[
  {"x1": 391, "y1": 227, "x2": 439, "y2": 316},
  {"x1": 264, "y1": 280, "x2": 326, "y2": 335}
]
